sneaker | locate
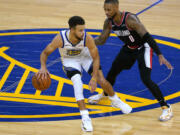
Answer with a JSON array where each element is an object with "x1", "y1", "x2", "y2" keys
[
  {"x1": 81, "y1": 117, "x2": 93, "y2": 132},
  {"x1": 111, "y1": 98, "x2": 132, "y2": 114},
  {"x1": 159, "y1": 104, "x2": 173, "y2": 121},
  {"x1": 88, "y1": 93, "x2": 106, "y2": 104}
]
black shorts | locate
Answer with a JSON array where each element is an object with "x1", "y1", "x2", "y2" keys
[{"x1": 113, "y1": 45, "x2": 153, "y2": 70}]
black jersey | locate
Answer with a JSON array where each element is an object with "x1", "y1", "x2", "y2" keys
[{"x1": 110, "y1": 12, "x2": 143, "y2": 48}]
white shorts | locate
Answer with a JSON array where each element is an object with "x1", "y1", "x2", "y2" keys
[{"x1": 61, "y1": 48, "x2": 93, "y2": 73}]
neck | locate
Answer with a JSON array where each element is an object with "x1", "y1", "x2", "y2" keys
[
  {"x1": 113, "y1": 11, "x2": 123, "y2": 24},
  {"x1": 69, "y1": 30, "x2": 80, "y2": 44}
]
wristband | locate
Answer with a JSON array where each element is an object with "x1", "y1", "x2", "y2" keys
[
  {"x1": 91, "y1": 77, "x2": 97, "y2": 82},
  {"x1": 142, "y1": 32, "x2": 162, "y2": 55}
]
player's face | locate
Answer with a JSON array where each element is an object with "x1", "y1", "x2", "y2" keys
[
  {"x1": 73, "y1": 25, "x2": 85, "y2": 40},
  {"x1": 104, "y1": 3, "x2": 118, "y2": 19}
]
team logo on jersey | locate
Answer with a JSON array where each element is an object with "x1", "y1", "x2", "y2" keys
[
  {"x1": 0, "y1": 29, "x2": 179, "y2": 122},
  {"x1": 66, "y1": 49, "x2": 82, "y2": 56},
  {"x1": 114, "y1": 30, "x2": 131, "y2": 36}
]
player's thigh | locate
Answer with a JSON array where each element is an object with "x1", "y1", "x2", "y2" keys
[
  {"x1": 110, "y1": 48, "x2": 135, "y2": 72},
  {"x1": 62, "y1": 58, "x2": 82, "y2": 79},
  {"x1": 137, "y1": 47, "x2": 152, "y2": 79},
  {"x1": 81, "y1": 57, "x2": 93, "y2": 73},
  {"x1": 62, "y1": 58, "x2": 82, "y2": 72},
  {"x1": 137, "y1": 44, "x2": 153, "y2": 70}
]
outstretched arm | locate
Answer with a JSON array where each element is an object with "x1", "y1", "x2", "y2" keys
[
  {"x1": 86, "y1": 34, "x2": 100, "y2": 92},
  {"x1": 126, "y1": 14, "x2": 173, "y2": 69},
  {"x1": 94, "y1": 19, "x2": 111, "y2": 45}
]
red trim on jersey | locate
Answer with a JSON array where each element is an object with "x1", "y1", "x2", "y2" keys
[
  {"x1": 125, "y1": 13, "x2": 133, "y2": 30},
  {"x1": 150, "y1": 48, "x2": 153, "y2": 69},
  {"x1": 127, "y1": 45, "x2": 139, "y2": 49},
  {"x1": 113, "y1": 11, "x2": 125, "y2": 26}
]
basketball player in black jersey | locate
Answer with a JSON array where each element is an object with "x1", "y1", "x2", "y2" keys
[{"x1": 88, "y1": 0, "x2": 173, "y2": 121}]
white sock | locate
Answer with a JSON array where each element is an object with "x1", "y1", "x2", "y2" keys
[
  {"x1": 109, "y1": 94, "x2": 120, "y2": 101},
  {"x1": 99, "y1": 93, "x2": 104, "y2": 98},
  {"x1": 80, "y1": 110, "x2": 89, "y2": 119}
]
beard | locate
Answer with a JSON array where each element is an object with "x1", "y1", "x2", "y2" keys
[
  {"x1": 75, "y1": 33, "x2": 83, "y2": 41},
  {"x1": 107, "y1": 12, "x2": 117, "y2": 20}
]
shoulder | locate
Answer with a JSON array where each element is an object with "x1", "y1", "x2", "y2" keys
[
  {"x1": 57, "y1": 32, "x2": 63, "y2": 41},
  {"x1": 126, "y1": 13, "x2": 143, "y2": 29},
  {"x1": 51, "y1": 32, "x2": 63, "y2": 48},
  {"x1": 86, "y1": 33, "x2": 93, "y2": 42},
  {"x1": 59, "y1": 30, "x2": 67, "y2": 41},
  {"x1": 126, "y1": 13, "x2": 140, "y2": 23},
  {"x1": 59, "y1": 30, "x2": 66, "y2": 38},
  {"x1": 85, "y1": 33, "x2": 96, "y2": 48}
]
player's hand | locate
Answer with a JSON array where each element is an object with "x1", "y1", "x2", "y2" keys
[
  {"x1": 36, "y1": 67, "x2": 50, "y2": 80},
  {"x1": 89, "y1": 77, "x2": 97, "y2": 93},
  {"x1": 158, "y1": 54, "x2": 173, "y2": 69}
]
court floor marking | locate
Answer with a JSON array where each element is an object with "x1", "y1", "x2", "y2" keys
[
  {"x1": 136, "y1": 0, "x2": 163, "y2": 15},
  {"x1": 0, "y1": 30, "x2": 179, "y2": 119},
  {"x1": 0, "y1": 31, "x2": 179, "y2": 49}
]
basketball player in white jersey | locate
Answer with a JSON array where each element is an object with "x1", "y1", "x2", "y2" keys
[{"x1": 36, "y1": 16, "x2": 132, "y2": 132}]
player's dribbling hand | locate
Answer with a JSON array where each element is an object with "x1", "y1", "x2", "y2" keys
[
  {"x1": 36, "y1": 67, "x2": 50, "y2": 80},
  {"x1": 89, "y1": 77, "x2": 97, "y2": 93},
  {"x1": 158, "y1": 54, "x2": 173, "y2": 69}
]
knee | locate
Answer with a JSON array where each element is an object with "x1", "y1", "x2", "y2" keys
[
  {"x1": 64, "y1": 66, "x2": 81, "y2": 79},
  {"x1": 71, "y1": 74, "x2": 81, "y2": 83}
]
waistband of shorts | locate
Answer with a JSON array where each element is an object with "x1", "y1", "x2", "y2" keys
[{"x1": 127, "y1": 45, "x2": 143, "y2": 50}]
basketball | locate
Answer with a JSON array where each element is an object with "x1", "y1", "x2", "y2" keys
[{"x1": 32, "y1": 73, "x2": 51, "y2": 90}]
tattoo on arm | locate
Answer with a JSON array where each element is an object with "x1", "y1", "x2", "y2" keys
[
  {"x1": 127, "y1": 15, "x2": 162, "y2": 55},
  {"x1": 95, "y1": 19, "x2": 111, "y2": 45},
  {"x1": 126, "y1": 14, "x2": 147, "y2": 37}
]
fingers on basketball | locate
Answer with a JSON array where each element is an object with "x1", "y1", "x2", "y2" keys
[{"x1": 32, "y1": 73, "x2": 51, "y2": 90}]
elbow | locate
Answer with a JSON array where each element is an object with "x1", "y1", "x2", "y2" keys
[
  {"x1": 95, "y1": 37, "x2": 106, "y2": 45},
  {"x1": 101, "y1": 40, "x2": 106, "y2": 45},
  {"x1": 99, "y1": 36, "x2": 108, "y2": 45},
  {"x1": 97, "y1": 39, "x2": 106, "y2": 45},
  {"x1": 41, "y1": 50, "x2": 49, "y2": 57}
]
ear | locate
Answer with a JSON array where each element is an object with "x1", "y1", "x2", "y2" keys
[{"x1": 70, "y1": 27, "x2": 76, "y2": 32}]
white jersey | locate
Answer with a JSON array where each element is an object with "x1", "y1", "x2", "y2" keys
[
  {"x1": 59, "y1": 30, "x2": 93, "y2": 73},
  {"x1": 59, "y1": 30, "x2": 88, "y2": 58}
]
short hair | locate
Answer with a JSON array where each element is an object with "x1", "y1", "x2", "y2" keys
[
  {"x1": 68, "y1": 16, "x2": 85, "y2": 29},
  {"x1": 104, "y1": 0, "x2": 119, "y2": 4}
]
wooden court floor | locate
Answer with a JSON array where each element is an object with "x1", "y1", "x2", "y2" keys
[{"x1": 0, "y1": 0, "x2": 180, "y2": 135}]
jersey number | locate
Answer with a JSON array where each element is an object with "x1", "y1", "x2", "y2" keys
[{"x1": 129, "y1": 35, "x2": 135, "y2": 42}]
